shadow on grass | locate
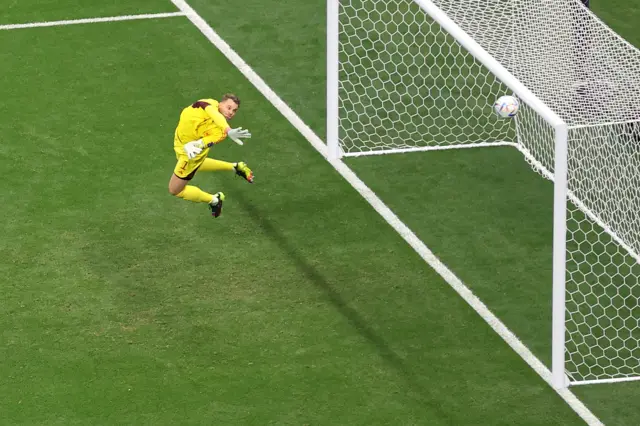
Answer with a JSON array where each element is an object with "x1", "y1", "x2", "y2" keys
[{"x1": 233, "y1": 190, "x2": 447, "y2": 415}]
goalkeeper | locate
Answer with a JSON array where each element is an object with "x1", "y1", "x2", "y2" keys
[{"x1": 168, "y1": 94, "x2": 253, "y2": 218}]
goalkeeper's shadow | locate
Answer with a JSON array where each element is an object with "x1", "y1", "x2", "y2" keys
[{"x1": 233, "y1": 190, "x2": 448, "y2": 412}]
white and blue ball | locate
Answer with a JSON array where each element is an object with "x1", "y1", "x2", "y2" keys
[{"x1": 493, "y1": 95, "x2": 520, "y2": 118}]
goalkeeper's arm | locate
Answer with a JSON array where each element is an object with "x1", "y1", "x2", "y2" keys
[
  {"x1": 204, "y1": 104, "x2": 251, "y2": 145},
  {"x1": 204, "y1": 105, "x2": 231, "y2": 133}
]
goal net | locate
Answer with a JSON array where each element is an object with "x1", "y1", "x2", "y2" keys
[{"x1": 329, "y1": 0, "x2": 640, "y2": 387}]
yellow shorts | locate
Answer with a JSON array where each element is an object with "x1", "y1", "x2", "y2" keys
[{"x1": 173, "y1": 144, "x2": 208, "y2": 180}]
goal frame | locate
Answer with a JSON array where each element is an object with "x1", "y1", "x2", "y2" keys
[{"x1": 326, "y1": 0, "x2": 572, "y2": 388}]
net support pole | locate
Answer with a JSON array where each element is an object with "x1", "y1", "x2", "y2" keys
[
  {"x1": 552, "y1": 123, "x2": 569, "y2": 389},
  {"x1": 327, "y1": 0, "x2": 341, "y2": 160}
]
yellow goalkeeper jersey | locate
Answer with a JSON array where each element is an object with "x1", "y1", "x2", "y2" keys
[{"x1": 174, "y1": 99, "x2": 230, "y2": 149}]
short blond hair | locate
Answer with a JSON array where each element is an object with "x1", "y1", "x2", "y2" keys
[{"x1": 221, "y1": 93, "x2": 240, "y2": 107}]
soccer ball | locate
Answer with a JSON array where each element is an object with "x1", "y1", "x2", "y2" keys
[{"x1": 493, "y1": 95, "x2": 520, "y2": 118}]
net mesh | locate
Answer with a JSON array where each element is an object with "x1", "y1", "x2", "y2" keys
[
  {"x1": 338, "y1": 0, "x2": 515, "y2": 154},
  {"x1": 564, "y1": 124, "x2": 640, "y2": 381},
  {"x1": 339, "y1": 0, "x2": 640, "y2": 383},
  {"x1": 427, "y1": 0, "x2": 640, "y2": 127}
]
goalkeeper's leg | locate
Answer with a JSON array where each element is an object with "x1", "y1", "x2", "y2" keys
[
  {"x1": 199, "y1": 158, "x2": 254, "y2": 183},
  {"x1": 168, "y1": 173, "x2": 225, "y2": 217}
]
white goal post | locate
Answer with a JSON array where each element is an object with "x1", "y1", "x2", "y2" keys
[{"x1": 328, "y1": 0, "x2": 640, "y2": 388}]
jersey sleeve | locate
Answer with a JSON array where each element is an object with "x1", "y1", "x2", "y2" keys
[
  {"x1": 202, "y1": 127, "x2": 227, "y2": 146},
  {"x1": 204, "y1": 105, "x2": 230, "y2": 132}
]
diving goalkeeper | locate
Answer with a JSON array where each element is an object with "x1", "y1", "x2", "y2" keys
[{"x1": 168, "y1": 94, "x2": 253, "y2": 218}]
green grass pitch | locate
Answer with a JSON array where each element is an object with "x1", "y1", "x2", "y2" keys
[{"x1": 1, "y1": 0, "x2": 640, "y2": 424}]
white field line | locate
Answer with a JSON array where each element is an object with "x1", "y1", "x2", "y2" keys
[
  {"x1": 138, "y1": 1, "x2": 606, "y2": 424},
  {"x1": 343, "y1": 141, "x2": 517, "y2": 157},
  {"x1": 0, "y1": 12, "x2": 185, "y2": 31}
]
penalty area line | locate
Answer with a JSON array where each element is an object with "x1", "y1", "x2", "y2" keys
[
  {"x1": 171, "y1": 0, "x2": 604, "y2": 424},
  {"x1": 0, "y1": 12, "x2": 186, "y2": 31}
]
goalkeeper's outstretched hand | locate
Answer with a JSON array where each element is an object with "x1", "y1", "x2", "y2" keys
[
  {"x1": 184, "y1": 140, "x2": 205, "y2": 159},
  {"x1": 227, "y1": 127, "x2": 251, "y2": 146}
]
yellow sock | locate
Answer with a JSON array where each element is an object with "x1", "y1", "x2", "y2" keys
[
  {"x1": 176, "y1": 185, "x2": 215, "y2": 203},
  {"x1": 199, "y1": 158, "x2": 235, "y2": 172}
]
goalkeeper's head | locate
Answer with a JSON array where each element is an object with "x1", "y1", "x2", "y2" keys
[{"x1": 219, "y1": 93, "x2": 241, "y2": 120}]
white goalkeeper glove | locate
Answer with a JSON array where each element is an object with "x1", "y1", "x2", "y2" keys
[
  {"x1": 227, "y1": 127, "x2": 252, "y2": 146},
  {"x1": 183, "y1": 139, "x2": 205, "y2": 159}
]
